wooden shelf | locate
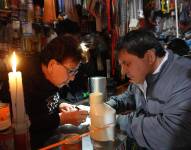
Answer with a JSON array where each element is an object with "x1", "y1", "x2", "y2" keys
[
  {"x1": 0, "y1": 9, "x2": 12, "y2": 13},
  {"x1": 0, "y1": 8, "x2": 27, "y2": 13}
]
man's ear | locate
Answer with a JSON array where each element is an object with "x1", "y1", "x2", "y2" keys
[
  {"x1": 145, "y1": 49, "x2": 156, "y2": 65},
  {"x1": 47, "y1": 59, "x2": 57, "y2": 73}
]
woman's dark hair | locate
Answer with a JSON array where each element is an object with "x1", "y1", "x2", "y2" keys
[
  {"x1": 167, "y1": 38, "x2": 189, "y2": 56},
  {"x1": 116, "y1": 29, "x2": 165, "y2": 58},
  {"x1": 40, "y1": 35, "x2": 82, "y2": 65}
]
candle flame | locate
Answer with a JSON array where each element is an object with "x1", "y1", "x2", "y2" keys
[{"x1": 11, "y1": 51, "x2": 17, "y2": 73}]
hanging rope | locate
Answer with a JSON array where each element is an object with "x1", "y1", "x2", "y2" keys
[{"x1": 106, "y1": 0, "x2": 111, "y2": 32}]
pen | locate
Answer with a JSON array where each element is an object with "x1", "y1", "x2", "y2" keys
[{"x1": 75, "y1": 105, "x2": 80, "y2": 111}]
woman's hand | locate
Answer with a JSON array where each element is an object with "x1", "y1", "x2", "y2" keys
[
  {"x1": 59, "y1": 110, "x2": 89, "y2": 126},
  {"x1": 59, "y1": 102, "x2": 77, "y2": 112}
]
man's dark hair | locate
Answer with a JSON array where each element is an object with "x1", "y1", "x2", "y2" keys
[
  {"x1": 116, "y1": 29, "x2": 165, "y2": 58},
  {"x1": 55, "y1": 19, "x2": 80, "y2": 36},
  {"x1": 40, "y1": 35, "x2": 82, "y2": 65},
  {"x1": 167, "y1": 38, "x2": 189, "y2": 56}
]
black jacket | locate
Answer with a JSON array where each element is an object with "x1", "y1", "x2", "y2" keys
[{"x1": 0, "y1": 54, "x2": 65, "y2": 149}]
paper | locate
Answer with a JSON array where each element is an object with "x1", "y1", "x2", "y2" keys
[
  {"x1": 80, "y1": 116, "x2": 90, "y2": 126},
  {"x1": 77, "y1": 105, "x2": 90, "y2": 113}
]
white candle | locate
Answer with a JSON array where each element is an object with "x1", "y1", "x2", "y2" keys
[{"x1": 8, "y1": 52, "x2": 25, "y2": 125}]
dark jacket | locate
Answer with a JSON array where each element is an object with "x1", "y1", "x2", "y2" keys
[{"x1": 1, "y1": 54, "x2": 66, "y2": 149}]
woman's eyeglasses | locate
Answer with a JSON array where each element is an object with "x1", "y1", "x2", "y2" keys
[{"x1": 60, "y1": 62, "x2": 81, "y2": 76}]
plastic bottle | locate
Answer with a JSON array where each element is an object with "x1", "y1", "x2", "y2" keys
[{"x1": 89, "y1": 92, "x2": 116, "y2": 142}]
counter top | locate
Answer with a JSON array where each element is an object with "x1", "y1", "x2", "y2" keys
[{"x1": 42, "y1": 120, "x2": 127, "y2": 150}]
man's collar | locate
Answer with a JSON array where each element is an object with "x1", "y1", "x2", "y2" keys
[{"x1": 153, "y1": 50, "x2": 169, "y2": 74}]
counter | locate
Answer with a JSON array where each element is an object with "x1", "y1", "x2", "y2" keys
[{"x1": 42, "y1": 123, "x2": 127, "y2": 150}]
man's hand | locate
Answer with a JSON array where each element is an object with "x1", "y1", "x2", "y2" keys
[
  {"x1": 59, "y1": 103, "x2": 77, "y2": 112},
  {"x1": 59, "y1": 110, "x2": 89, "y2": 126}
]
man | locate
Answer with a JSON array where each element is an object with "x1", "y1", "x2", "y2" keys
[
  {"x1": 13, "y1": 35, "x2": 88, "y2": 149},
  {"x1": 106, "y1": 29, "x2": 191, "y2": 149}
]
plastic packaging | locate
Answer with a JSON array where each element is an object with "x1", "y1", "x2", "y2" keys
[{"x1": 90, "y1": 92, "x2": 116, "y2": 141}]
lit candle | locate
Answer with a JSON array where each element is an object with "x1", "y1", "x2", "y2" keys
[{"x1": 8, "y1": 52, "x2": 25, "y2": 126}]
